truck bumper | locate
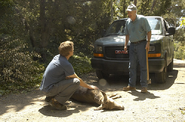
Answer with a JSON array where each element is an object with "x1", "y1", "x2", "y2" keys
[{"x1": 91, "y1": 58, "x2": 165, "y2": 74}]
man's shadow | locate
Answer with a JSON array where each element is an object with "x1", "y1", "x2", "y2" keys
[
  {"x1": 128, "y1": 90, "x2": 160, "y2": 101},
  {"x1": 38, "y1": 101, "x2": 94, "y2": 117},
  {"x1": 38, "y1": 105, "x2": 74, "y2": 117}
]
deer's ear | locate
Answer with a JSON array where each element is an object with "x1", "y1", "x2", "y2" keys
[{"x1": 101, "y1": 91, "x2": 108, "y2": 102}]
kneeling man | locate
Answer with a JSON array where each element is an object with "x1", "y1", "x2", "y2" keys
[{"x1": 40, "y1": 41, "x2": 98, "y2": 110}]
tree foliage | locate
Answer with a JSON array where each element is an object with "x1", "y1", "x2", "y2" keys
[
  {"x1": 0, "y1": 0, "x2": 14, "y2": 34},
  {"x1": 0, "y1": 37, "x2": 45, "y2": 94},
  {"x1": 13, "y1": 0, "x2": 112, "y2": 61},
  {"x1": 173, "y1": 27, "x2": 185, "y2": 59},
  {"x1": 163, "y1": 0, "x2": 185, "y2": 26}
]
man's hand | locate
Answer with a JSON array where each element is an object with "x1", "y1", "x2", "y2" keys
[
  {"x1": 146, "y1": 31, "x2": 151, "y2": 52},
  {"x1": 88, "y1": 85, "x2": 99, "y2": 90},
  {"x1": 145, "y1": 42, "x2": 150, "y2": 52},
  {"x1": 124, "y1": 35, "x2": 129, "y2": 54},
  {"x1": 123, "y1": 46, "x2": 128, "y2": 54},
  {"x1": 67, "y1": 73, "x2": 99, "y2": 90}
]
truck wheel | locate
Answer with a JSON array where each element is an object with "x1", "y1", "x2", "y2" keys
[
  {"x1": 167, "y1": 58, "x2": 173, "y2": 72},
  {"x1": 155, "y1": 59, "x2": 167, "y2": 83},
  {"x1": 96, "y1": 70, "x2": 109, "y2": 79}
]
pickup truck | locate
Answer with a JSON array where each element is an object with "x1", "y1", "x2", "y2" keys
[{"x1": 91, "y1": 16, "x2": 175, "y2": 83}]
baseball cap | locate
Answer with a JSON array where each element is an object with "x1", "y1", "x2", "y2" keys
[{"x1": 126, "y1": 4, "x2": 137, "y2": 11}]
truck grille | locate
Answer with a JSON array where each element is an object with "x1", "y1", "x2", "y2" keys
[{"x1": 105, "y1": 46, "x2": 129, "y2": 59}]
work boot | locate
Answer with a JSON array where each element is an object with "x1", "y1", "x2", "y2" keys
[
  {"x1": 123, "y1": 86, "x2": 136, "y2": 91},
  {"x1": 45, "y1": 96, "x2": 54, "y2": 102},
  {"x1": 141, "y1": 87, "x2": 148, "y2": 93},
  {"x1": 49, "y1": 98, "x2": 67, "y2": 110}
]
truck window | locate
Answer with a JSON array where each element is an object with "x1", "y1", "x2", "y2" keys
[
  {"x1": 105, "y1": 20, "x2": 126, "y2": 36},
  {"x1": 147, "y1": 18, "x2": 162, "y2": 35}
]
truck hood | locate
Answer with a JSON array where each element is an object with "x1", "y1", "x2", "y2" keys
[
  {"x1": 94, "y1": 35, "x2": 126, "y2": 46},
  {"x1": 150, "y1": 35, "x2": 164, "y2": 41},
  {"x1": 94, "y1": 35, "x2": 164, "y2": 46}
]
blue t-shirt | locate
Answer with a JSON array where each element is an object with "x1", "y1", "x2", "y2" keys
[
  {"x1": 40, "y1": 54, "x2": 75, "y2": 92},
  {"x1": 125, "y1": 15, "x2": 151, "y2": 42}
]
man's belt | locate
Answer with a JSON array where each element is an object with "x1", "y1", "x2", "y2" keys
[{"x1": 131, "y1": 39, "x2": 146, "y2": 44}]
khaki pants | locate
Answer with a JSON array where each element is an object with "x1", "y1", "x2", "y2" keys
[{"x1": 45, "y1": 78, "x2": 80, "y2": 104}]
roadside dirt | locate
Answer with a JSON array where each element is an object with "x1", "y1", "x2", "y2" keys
[{"x1": 0, "y1": 59, "x2": 185, "y2": 122}]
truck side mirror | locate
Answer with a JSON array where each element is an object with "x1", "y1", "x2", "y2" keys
[{"x1": 168, "y1": 27, "x2": 176, "y2": 35}]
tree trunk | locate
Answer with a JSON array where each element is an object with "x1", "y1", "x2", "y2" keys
[
  {"x1": 111, "y1": 0, "x2": 113, "y2": 22},
  {"x1": 123, "y1": 0, "x2": 126, "y2": 18},
  {"x1": 134, "y1": 0, "x2": 137, "y2": 5},
  {"x1": 39, "y1": 0, "x2": 50, "y2": 61},
  {"x1": 150, "y1": 0, "x2": 157, "y2": 13}
]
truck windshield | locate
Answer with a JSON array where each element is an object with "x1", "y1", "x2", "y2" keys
[
  {"x1": 147, "y1": 18, "x2": 162, "y2": 35},
  {"x1": 105, "y1": 18, "x2": 162, "y2": 36},
  {"x1": 104, "y1": 20, "x2": 126, "y2": 36}
]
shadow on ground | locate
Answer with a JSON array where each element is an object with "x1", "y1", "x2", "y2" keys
[
  {"x1": 39, "y1": 104, "x2": 87, "y2": 117},
  {"x1": 92, "y1": 69, "x2": 178, "y2": 92},
  {"x1": 0, "y1": 89, "x2": 43, "y2": 115},
  {"x1": 128, "y1": 90, "x2": 160, "y2": 101}
]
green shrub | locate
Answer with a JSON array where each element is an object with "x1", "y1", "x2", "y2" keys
[
  {"x1": 0, "y1": 37, "x2": 44, "y2": 95},
  {"x1": 173, "y1": 27, "x2": 185, "y2": 60},
  {"x1": 69, "y1": 52, "x2": 94, "y2": 76},
  {"x1": 174, "y1": 42, "x2": 185, "y2": 60}
]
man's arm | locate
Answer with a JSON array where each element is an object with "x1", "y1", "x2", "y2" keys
[
  {"x1": 145, "y1": 31, "x2": 151, "y2": 52},
  {"x1": 124, "y1": 35, "x2": 129, "y2": 53},
  {"x1": 65, "y1": 73, "x2": 98, "y2": 90}
]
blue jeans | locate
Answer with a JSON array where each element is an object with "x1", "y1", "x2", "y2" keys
[{"x1": 128, "y1": 41, "x2": 147, "y2": 88}]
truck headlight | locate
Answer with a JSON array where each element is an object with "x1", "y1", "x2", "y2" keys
[
  {"x1": 96, "y1": 46, "x2": 103, "y2": 52},
  {"x1": 149, "y1": 46, "x2": 155, "y2": 52}
]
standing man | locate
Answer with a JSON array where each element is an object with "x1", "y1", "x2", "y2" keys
[
  {"x1": 40, "y1": 41, "x2": 98, "y2": 110},
  {"x1": 123, "y1": 4, "x2": 151, "y2": 93}
]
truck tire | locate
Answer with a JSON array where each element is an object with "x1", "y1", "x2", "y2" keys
[
  {"x1": 95, "y1": 70, "x2": 109, "y2": 79},
  {"x1": 155, "y1": 58, "x2": 167, "y2": 83},
  {"x1": 167, "y1": 58, "x2": 173, "y2": 72}
]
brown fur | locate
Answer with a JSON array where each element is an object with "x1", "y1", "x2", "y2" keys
[{"x1": 71, "y1": 86, "x2": 124, "y2": 110}]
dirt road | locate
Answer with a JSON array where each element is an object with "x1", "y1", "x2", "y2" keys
[{"x1": 0, "y1": 59, "x2": 185, "y2": 122}]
